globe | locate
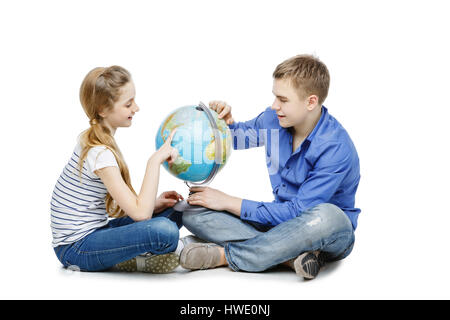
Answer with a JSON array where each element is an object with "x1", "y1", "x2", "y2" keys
[{"x1": 155, "y1": 103, "x2": 232, "y2": 185}]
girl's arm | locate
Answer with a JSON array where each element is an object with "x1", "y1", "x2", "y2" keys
[{"x1": 95, "y1": 130, "x2": 178, "y2": 221}]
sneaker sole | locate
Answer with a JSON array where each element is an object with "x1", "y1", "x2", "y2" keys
[
  {"x1": 115, "y1": 253, "x2": 179, "y2": 274},
  {"x1": 115, "y1": 258, "x2": 138, "y2": 272}
]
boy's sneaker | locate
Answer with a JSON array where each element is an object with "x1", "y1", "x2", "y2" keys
[
  {"x1": 293, "y1": 251, "x2": 325, "y2": 280},
  {"x1": 180, "y1": 243, "x2": 222, "y2": 270},
  {"x1": 115, "y1": 252, "x2": 179, "y2": 274}
]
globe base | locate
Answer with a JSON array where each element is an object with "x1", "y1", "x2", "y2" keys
[{"x1": 173, "y1": 200, "x2": 210, "y2": 213}]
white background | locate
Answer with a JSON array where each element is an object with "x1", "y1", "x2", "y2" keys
[{"x1": 1, "y1": 0, "x2": 449, "y2": 299}]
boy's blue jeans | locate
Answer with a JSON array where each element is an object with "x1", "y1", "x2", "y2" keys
[
  {"x1": 53, "y1": 209, "x2": 182, "y2": 272},
  {"x1": 182, "y1": 203, "x2": 355, "y2": 272}
]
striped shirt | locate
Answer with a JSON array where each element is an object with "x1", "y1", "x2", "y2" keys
[{"x1": 50, "y1": 141, "x2": 118, "y2": 247}]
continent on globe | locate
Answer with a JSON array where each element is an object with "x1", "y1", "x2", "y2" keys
[
  {"x1": 155, "y1": 104, "x2": 232, "y2": 183},
  {"x1": 169, "y1": 157, "x2": 192, "y2": 175}
]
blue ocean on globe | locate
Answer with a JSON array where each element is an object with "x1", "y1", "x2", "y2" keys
[{"x1": 155, "y1": 105, "x2": 232, "y2": 183}]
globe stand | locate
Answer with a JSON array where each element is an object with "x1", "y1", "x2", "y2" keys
[
  {"x1": 173, "y1": 102, "x2": 223, "y2": 214},
  {"x1": 172, "y1": 186, "x2": 211, "y2": 213},
  {"x1": 173, "y1": 199, "x2": 203, "y2": 213}
]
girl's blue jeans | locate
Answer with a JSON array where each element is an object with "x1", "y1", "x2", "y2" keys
[
  {"x1": 182, "y1": 203, "x2": 355, "y2": 272},
  {"x1": 53, "y1": 208, "x2": 182, "y2": 272}
]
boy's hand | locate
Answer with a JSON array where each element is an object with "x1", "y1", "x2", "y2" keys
[
  {"x1": 154, "y1": 190, "x2": 184, "y2": 213},
  {"x1": 209, "y1": 100, "x2": 235, "y2": 125},
  {"x1": 187, "y1": 186, "x2": 242, "y2": 216},
  {"x1": 187, "y1": 186, "x2": 230, "y2": 211}
]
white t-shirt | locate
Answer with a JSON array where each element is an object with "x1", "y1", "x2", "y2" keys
[{"x1": 50, "y1": 141, "x2": 118, "y2": 247}]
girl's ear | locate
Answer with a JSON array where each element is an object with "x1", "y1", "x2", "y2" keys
[{"x1": 98, "y1": 107, "x2": 108, "y2": 119}]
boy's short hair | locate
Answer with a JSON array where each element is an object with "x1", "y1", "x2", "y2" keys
[{"x1": 273, "y1": 54, "x2": 330, "y2": 105}]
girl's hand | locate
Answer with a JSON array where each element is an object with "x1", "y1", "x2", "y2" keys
[
  {"x1": 152, "y1": 129, "x2": 179, "y2": 165},
  {"x1": 154, "y1": 190, "x2": 184, "y2": 213},
  {"x1": 209, "y1": 100, "x2": 234, "y2": 125}
]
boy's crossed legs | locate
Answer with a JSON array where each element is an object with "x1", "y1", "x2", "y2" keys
[{"x1": 181, "y1": 203, "x2": 354, "y2": 279}]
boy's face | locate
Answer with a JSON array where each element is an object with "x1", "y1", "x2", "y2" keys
[{"x1": 271, "y1": 78, "x2": 316, "y2": 129}]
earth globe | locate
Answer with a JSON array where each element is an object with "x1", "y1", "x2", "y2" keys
[{"x1": 155, "y1": 102, "x2": 232, "y2": 212}]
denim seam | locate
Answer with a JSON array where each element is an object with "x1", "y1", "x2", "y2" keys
[
  {"x1": 317, "y1": 230, "x2": 354, "y2": 257},
  {"x1": 330, "y1": 230, "x2": 353, "y2": 244},
  {"x1": 224, "y1": 243, "x2": 240, "y2": 271},
  {"x1": 73, "y1": 242, "x2": 158, "y2": 256}
]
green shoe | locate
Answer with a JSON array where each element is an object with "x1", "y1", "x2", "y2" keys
[{"x1": 115, "y1": 252, "x2": 179, "y2": 274}]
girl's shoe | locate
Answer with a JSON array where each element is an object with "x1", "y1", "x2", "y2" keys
[{"x1": 115, "y1": 252, "x2": 179, "y2": 273}]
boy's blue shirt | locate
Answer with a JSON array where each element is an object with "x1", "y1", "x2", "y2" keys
[{"x1": 228, "y1": 106, "x2": 361, "y2": 230}]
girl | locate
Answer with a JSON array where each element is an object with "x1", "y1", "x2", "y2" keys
[{"x1": 51, "y1": 65, "x2": 184, "y2": 273}]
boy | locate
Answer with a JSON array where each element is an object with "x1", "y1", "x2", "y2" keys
[{"x1": 180, "y1": 54, "x2": 360, "y2": 280}]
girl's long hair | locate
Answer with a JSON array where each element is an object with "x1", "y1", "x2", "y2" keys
[{"x1": 78, "y1": 65, "x2": 136, "y2": 218}]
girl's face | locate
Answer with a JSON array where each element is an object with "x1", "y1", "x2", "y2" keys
[{"x1": 101, "y1": 81, "x2": 139, "y2": 133}]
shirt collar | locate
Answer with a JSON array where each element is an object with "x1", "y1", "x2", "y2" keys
[{"x1": 287, "y1": 106, "x2": 328, "y2": 155}]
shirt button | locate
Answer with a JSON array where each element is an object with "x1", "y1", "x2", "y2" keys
[
  {"x1": 282, "y1": 184, "x2": 286, "y2": 188},
  {"x1": 286, "y1": 165, "x2": 290, "y2": 169}
]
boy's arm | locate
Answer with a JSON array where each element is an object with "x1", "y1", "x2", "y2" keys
[
  {"x1": 240, "y1": 144, "x2": 354, "y2": 226},
  {"x1": 228, "y1": 111, "x2": 266, "y2": 150}
]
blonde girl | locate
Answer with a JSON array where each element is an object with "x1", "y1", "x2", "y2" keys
[{"x1": 51, "y1": 66, "x2": 184, "y2": 273}]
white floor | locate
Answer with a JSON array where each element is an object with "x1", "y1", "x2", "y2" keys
[
  {"x1": 3, "y1": 225, "x2": 450, "y2": 300},
  {"x1": 2, "y1": 0, "x2": 450, "y2": 301}
]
